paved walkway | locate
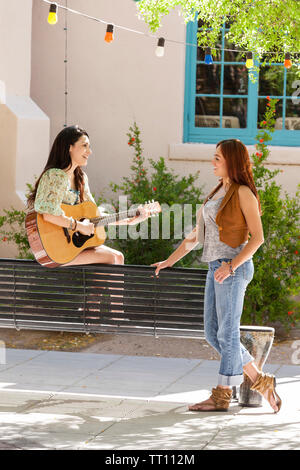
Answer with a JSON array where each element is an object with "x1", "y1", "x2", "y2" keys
[{"x1": 0, "y1": 348, "x2": 299, "y2": 450}]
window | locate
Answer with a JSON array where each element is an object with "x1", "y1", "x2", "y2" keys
[{"x1": 183, "y1": 20, "x2": 300, "y2": 146}]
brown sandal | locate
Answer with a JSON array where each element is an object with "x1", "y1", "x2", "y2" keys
[
  {"x1": 250, "y1": 372, "x2": 282, "y2": 413},
  {"x1": 188, "y1": 386, "x2": 233, "y2": 412}
]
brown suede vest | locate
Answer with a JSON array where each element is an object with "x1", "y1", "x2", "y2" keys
[{"x1": 204, "y1": 181, "x2": 250, "y2": 248}]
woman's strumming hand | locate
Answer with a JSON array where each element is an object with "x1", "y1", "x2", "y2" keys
[{"x1": 77, "y1": 219, "x2": 95, "y2": 236}]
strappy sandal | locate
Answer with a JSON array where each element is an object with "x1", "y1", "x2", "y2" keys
[
  {"x1": 188, "y1": 386, "x2": 233, "y2": 412},
  {"x1": 250, "y1": 372, "x2": 282, "y2": 413}
]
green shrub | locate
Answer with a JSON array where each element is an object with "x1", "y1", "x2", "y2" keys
[
  {"x1": 104, "y1": 122, "x2": 204, "y2": 266},
  {"x1": 242, "y1": 98, "x2": 300, "y2": 331},
  {"x1": 0, "y1": 184, "x2": 34, "y2": 259}
]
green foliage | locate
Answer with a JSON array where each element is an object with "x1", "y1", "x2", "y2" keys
[
  {"x1": 242, "y1": 98, "x2": 300, "y2": 331},
  {"x1": 0, "y1": 184, "x2": 34, "y2": 260},
  {"x1": 136, "y1": 0, "x2": 300, "y2": 64},
  {"x1": 105, "y1": 122, "x2": 204, "y2": 266}
]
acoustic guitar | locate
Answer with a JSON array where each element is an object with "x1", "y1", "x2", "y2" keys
[{"x1": 25, "y1": 200, "x2": 161, "y2": 268}]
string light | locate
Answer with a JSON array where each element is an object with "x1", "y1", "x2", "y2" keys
[
  {"x1": 155, "y1": 38, "x2": 165, "y2": 57},
  {"x1": 48, "y1": 2, "x2": 58, "y2": 25},
  {"x1": 105, "y1": 24, "x2": 114, "y2": 43},
  {"x1": 245, "y1": 52, "x2": 254, "y2": 69},
  {"x1": 204, "y1": 47, "x2": 213, "y2": 65},
  {"x1": 41, "y1": 0, "x2": 299, "y2": 60},
  {"x1": 284, "y1": 52, "x2": 292, "y2": 68}
]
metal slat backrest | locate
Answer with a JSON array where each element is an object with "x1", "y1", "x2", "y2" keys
[{"x1": 0, "y1": 259, "x2": 207, "y2": 338}]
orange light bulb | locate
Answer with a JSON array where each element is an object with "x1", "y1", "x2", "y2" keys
[
  {"x1": 105, "y1": 24, "x2": 114, "y2": 43},
  {"x1": 284, "y1": 53, "x2": 292, "y2": 69}
]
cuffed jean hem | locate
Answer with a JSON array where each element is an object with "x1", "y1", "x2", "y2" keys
[{"x1": 218, "y1": 373, "x2": 244, "y2": 386}]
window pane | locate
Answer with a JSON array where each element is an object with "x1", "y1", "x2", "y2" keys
[
  {"x1": 224, "y1": 39, "x2": 245, "y2": 62},
  {"x1": 286, "y1": 66, "x2": 300, "y2": 96},
  {"x1": 258, "y1": 98, "x2": 283, "y2": 129},
  {"x1": 195, "y1": 98, "x2": 220, "y2": 127},
  {"x1": 285, "y1": 99, "x2": 300, "y2": 130},
  {"x1": 196, "y1": 64, "x2": 221, "y2": 94},
  {"x1": 223, "y1": 65, "x2": 248, "y2": 95},
  {"x1": 259, "y1": 66, "x2": 284, "y2": 96},
  {"x1": 222, "y1": 98, "x2": 247, "y2": 128}
]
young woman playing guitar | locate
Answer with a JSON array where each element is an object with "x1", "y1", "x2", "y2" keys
[{"x1": 27, "y1": 125, "x2": 150, "y2": 267}]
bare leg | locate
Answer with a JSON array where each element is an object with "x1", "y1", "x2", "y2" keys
[
  {"x1": 63, "y1": 245, "x2": 124, "y2": 313},
  {"x1": 63, "y1": 245, "x2": 124, "y2": 266}
]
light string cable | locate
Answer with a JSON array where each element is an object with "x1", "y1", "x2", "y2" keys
[
  {"x1": 64, "y1": 0, "x2": 68, "y2": 127},
  {"x1": 41, "y1": 0, "x2": 299, "y2": 56}
]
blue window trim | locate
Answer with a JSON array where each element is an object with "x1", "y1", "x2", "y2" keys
[{"x1": 183, "y1": 20, "x2": 300, "y2": 147}]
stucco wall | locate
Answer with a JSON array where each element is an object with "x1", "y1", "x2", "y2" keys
[
  {"x1": 30, "y1": 0, "x2": 299, "y2": 202},
  {"x1": 0, "y1": 0, "x2": 49, "y2": 258},
  {"x1": 0, "y1": 0, "x2": 299, "y2": 258}
]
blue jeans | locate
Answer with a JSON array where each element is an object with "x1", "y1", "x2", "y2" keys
[{"x1": 204, "y1": 257, "x2": 255, "y2": 386}]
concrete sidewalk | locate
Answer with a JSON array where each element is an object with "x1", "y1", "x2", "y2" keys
[{"x1": 0, "y1": 348, "x2": 299, "y2": 450}]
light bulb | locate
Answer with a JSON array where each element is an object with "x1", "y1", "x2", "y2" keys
[
  {"x1": 105, "y1": 24, "x2": 114, "y2": 43},
  {"x1": 155, "y1": 38, "x2": 165, "y2": 57},
  {"x1": 204, "y1": 47, "x2": 213, "y2": 65},
  {"x1": 48, "y1": 3, "x2": 58, "y2": 25},
  {"x1": 284, "y1": 52, "x2": 292, "y2": 68},
  {"x1": 246, "y1": 52, "x2": 253, "y2": 69}
]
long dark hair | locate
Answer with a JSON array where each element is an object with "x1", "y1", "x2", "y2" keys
[
  {"x1": 27, "y1": 125, "x2": 89, "y2": 209},
  {"x1": 208, "y1": 139, "x2": 262, "y2": 216}
]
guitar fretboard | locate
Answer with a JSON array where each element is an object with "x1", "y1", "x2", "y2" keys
[{"x1": 90, "y1": 208, "x2": 140, "y2": 226}]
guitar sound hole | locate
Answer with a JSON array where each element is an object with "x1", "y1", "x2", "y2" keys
[{"x1": 72, "y1": 231, "x2": 93, "y2": 248}]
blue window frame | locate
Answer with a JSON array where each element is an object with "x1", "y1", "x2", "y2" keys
[{"x1": 183, "y1": 20, "x2": 300, "y2": 146}]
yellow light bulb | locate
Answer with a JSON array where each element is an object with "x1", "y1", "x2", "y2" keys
[
  {"x1": 48, "y1": 3, "x2": 58, "y2": 25},
  {"x1": 246, "y1": 58, "x2": 254, "y2": 68},
  {"x1": 245, "y1": 52, "x2": 253, "y2": 69}
]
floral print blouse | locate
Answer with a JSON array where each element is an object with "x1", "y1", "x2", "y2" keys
[{"x1": 34, "y1": 168, "x2": 96, "y2": 216}]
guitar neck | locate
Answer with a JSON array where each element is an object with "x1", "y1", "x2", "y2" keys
[{"x1": 91, "y1": 208, "x2": 139, "y2": 226}]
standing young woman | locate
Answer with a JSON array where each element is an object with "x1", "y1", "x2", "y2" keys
[
  {"x1": 152, "y1": 139, "x2": 282, "y2": 413},
  {"x1": 27, "y1": 125, "x2": 149, "y2": 265}
]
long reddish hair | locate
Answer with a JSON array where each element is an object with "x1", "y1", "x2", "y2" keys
[{"x1": 214, "y1": 139, "x2": 262, "y2": 216}]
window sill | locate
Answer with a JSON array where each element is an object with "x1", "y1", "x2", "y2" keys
[{"x1": 168, "y1": 143, "x2": 300, "y2": 166}]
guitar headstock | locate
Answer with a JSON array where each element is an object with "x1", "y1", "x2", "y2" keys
[{"x1": 142, "y1": 200, "x2": 161, "y2": 217}]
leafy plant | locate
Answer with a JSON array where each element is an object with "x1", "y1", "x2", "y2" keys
[
  {"x1": 0, "y1": 184, "x2": 34, "y2": 260},
  {"x1": 136, "y1": 0, "x2": 300, "y2": 66},
  {"x1": 105, "y1": 122, "x2": 204, "y2": 266},
  {"x1": 242, "y1": 98, "x2": 300, "y2": 331}
]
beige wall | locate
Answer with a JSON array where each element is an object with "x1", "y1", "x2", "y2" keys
[
  {"x1": 30, "y1": 0, "x2": 299, "y2": 202},
  {"x1": 30, "y1": 0, "x2": 187, "y2": 197},
  {"x1": 0, "y1": 0, "x2": 49, "y2": 258},
  {"x1": 0, "y1": 0, "x2": 299, "y2": 258}
]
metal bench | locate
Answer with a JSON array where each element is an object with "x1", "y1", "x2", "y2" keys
[
  {"x1": 0, "y1": 258, "x2": 275, "y2": 406},
  {"x1": 0, "y1": 258, "x2": 206, "y2": 337}
]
